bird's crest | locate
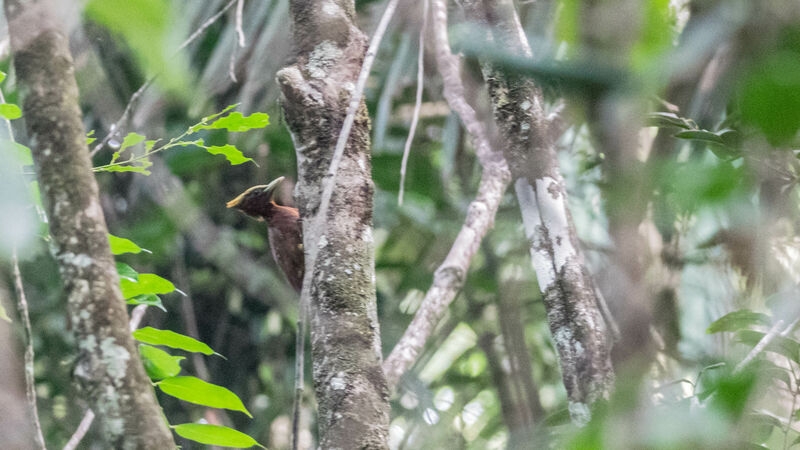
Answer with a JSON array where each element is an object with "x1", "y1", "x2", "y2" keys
[{"x1": 226, "y1": 184, "x2": 268, "y2": 209}]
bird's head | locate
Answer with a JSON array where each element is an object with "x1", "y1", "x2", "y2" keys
[{"x1": 226, "y1": 176, "x2": 285, "y2": 220}]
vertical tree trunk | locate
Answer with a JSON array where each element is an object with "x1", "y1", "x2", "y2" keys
[
  {"x1": 276, "y1": 0, "x2": 390, "y2": 447},
  {"x1": 6, "y1": 1, "x2": 175, "y2": 448},
  {"x1": 461, "y1": 0, "x2": 614, "y2": 425}
]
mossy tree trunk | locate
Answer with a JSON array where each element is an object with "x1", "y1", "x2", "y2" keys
[
  {"x1": 6, "y1": 1, "x2": 175, "y2": 448},
  {"x1": 276, "y1": 0, "x2": 390, "y2": 447}
]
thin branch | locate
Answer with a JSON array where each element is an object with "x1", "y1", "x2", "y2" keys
[
  {"x1": 398, "y1": 0, "x2": 427, "y2": 206},
  {"x1": 734, "y1": 320, "x2": 785, "y2": 373},
  {"x1": 292, "y1": 0, "x2": 401, "y2": 443},
  {"x1": 235, "y1": 0, "x2": 246, "y2": 47},
  {"x1": 2, "y1": 82, "x2": 45, "y2": 449},
  {"x1": 90, "y1": 0, "x2": 239, "y2": 156},
  {"x1": 11, "y1": 249, "x2": 46, "y2": 450},
  {"x1": 382, "y1": 0, "x2": 511, "y2": 390}
]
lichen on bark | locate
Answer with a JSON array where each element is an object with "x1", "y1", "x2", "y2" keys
[
  {"x1": 277, "y1": 0, "x2": 390, "y2": 447},
  {"x1": 6, "y1": 1, "x2": 175, "y2": 447}
]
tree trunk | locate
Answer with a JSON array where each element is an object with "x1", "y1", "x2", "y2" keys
[
  {"x1": 461, "y1": 0, "x2": 614, "y2": 425},
  {"x1": 6, "y1": 1, "x2": 175, "y2": 448},
  {"x1": 276, "y1": 0, "x2": 390, "y2": 447}
]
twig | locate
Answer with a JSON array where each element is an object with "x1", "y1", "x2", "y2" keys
[
  {"x1": 292, "y1": 0, "x2": 401, "y2": 446},
  {"x1": 89, "y1": 0, "x2": 239, "y2": 157},
  {"x1": 228, "y1": 0, "x2": 246, "y2": 83},
  {"x1": 11, "y1": 249, "x2": 46, "y2": 450},
  {"x1": 734, "y1": 320, "x2": 785, "y2": 373},
  {"x1": 63, "y1": 305, "x2": 148, "y2": 450},
  {"x1": 235, "y1": 0, "x2": 246, "y2": 47},
  {"x1": 382, "y1": 0, "x2": 511, "y2": 390},
  {"x1": 398, "y1": 0, "x2": 427, "y2": 206},
  {"x1": 3, "y1": 82, "x2": 46, "y2": 449}
]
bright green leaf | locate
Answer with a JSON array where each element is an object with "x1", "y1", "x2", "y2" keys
[
  {"x1": 140, "y1": 344, "x2": 184, "y2": 379},
  {"x1": 87, "y1": 130, "x2": 96, "y2": 145},
  {"x1": 96, "y1": 163, "x2": 152, "y2": 175},
  {"x1": 195, "y1": 112, "x2": 269, "y2": 132},
  {"x1": 157, "y1": 376, "x2": 252, "y2": 417},
  {"x1": 173, "y1": 424, "x2": 263, "y2": 448},
  {"x1": 145, "y1": 140, "x2": 158, "y2": 151},
  {"x1": 0, "y1": 103, "x2": 22, "y2": 120},
  {"x1": 189, "y1": 104, "x2": 240, "y2": 133},
  {"x1": 0, "y1": 71, "x2": 6, "y2": 84},
  {"x1": 133, "y1": 327, "x2": 215, "y2": 355},
  {"x1": 707, "y1": 310, "x2": 772, "y2": 334},
  {"x1": 108, "y1": 234, "x2": 144, "y2": 255},
  {"x1": 116, "y1": 262, "x2": 138, "y2": 282},
  {"x1": 120, "y1": 132, "x2": 146, "y2": 151},
  {"x1": 205, "y1": 145, "x2": 253, "y2": 165},
  {"x1": 126, "y1": 294, "x2": 166, "y2": 311},
  {"x1": 120, "y1": 273, "x2": 175, "y2": 299}
]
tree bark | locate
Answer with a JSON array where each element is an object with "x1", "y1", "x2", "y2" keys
[
  {"x1": 462, "y1": 0, "x2": 614, "y2": 425},
  {"x1": 6, "y1": 1, "x2": 175, "y2": 448},
  {"x1": 276, "y1": 0, "x2": 390, "y2": 447}
]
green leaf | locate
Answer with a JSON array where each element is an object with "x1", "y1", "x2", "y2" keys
[
  {"x1": 0, "y1": 71, "x2": 6, "y2": 84},
  {"x1": 736, "y1": 330, "x2": 800, "y2": 363},
  {"x1": 645, "y1": 112, "x2": 694, "y2": 129},
  {"x1": 205, "y1": 145, "x2": 253, "y2": 165},
  {"x1": 139, "y1": 344, "x2": 183, "y2": 379},
  {"x1": 145, "y1": 140, "x2": 158, "y2": 151},
  {"x1": 97, "y1": 161, "x2": 152, "y2": 175},
  {"x1": 120, "y1": 132, "x2": 147, "y2": 151},
  {"x1": 133, "y1": 327, "x2": 215, "y2": 355},
  {"x1": 120, "y1": 273, "x2": 175, "y2": 299},
  {"x1": 706, "y1": 310, "x2": 772, "y2": 334},
  {"x1": 116, "y1": 262, "x2": 139, "y2": 282},
  {"x1": 86, "y1": 130, "x2": 96, "y2": 145},
  {"x1": 0, "y1": 303, "x2": 11, "y2": 323},
  {"x1": 739, "y1": 51, "x2": 800, "y2": 145},
  {"x1": 126, "y1": 294, "x2": 165, "y2": 311},
  {"x1": 0, "y1": 103, "x2": 22, "y2": 120},
  {"x1": 2, "y1": 140, "x2": 33, "y2": 166},
  {"x1": 157, "y1": 376, "x2": 252, "y2": 417},
  {"x1": 108, "y1": 234, "x2": 145, "y2": 255},
  {"x1": 674, "y1": 129, "x2": 726, "y2": 145},
  {"x1": 189, "y1": 104, "x2": 240, "y2": 133},
  {"x1": 195, "y1": 112, "x2": 269, "y2": 132},
  {"x1": 173, "y1": 424, "x2": 263, "y2": 448}
]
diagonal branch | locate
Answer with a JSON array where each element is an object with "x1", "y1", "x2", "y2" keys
[{"x1": 382, "y1": 0, "x2": 511, "y2": 391}]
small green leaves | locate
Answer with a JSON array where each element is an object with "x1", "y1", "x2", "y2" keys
[
  {"x1": 707, "y1": 310, "x2": 772, "y2": 334},
  {"x1": 191, "y1": 111, "x2": 269, "y2": 133},
  {"x1": 108, "y1": 234, "x2": 146, "y2": 255},
  {"x1": 120, "y1": 273, "x2": 175, "y2": 299},
  {"x1": 173, "y1": 424, "x2": 264, "y2": 448},
  {"x1": 87, "y1": 130, "x2": 97, "y2": 145},
  {"x1": 140, "y1": 344, "x2": 184, "y2": 379},
  {"x1": 133, "y1": 327, "x2": 216, "y2": 355},
  {"x1": 205, "y1": 144, "x2": 253, "y2": 165},
  {"x1": 157, "y1": 376, "x2": 252, "y2": 417},
  {"x1": 120, "y1": 132, "x2": 147, "y2": 151},
  {"x1": 97, "y1": 158, "x2": 153, "y2": 175},
  {"x1": 0, "y1": 103, "x2": 22, "y2": 120}
]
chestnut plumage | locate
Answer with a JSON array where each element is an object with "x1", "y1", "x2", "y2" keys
[{"x1": 227, "y1": 177, "x2": 304, "y2": 293}]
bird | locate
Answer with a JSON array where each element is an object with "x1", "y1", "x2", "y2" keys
[{"x1": 227, "y1": 176, "x2": 304, "y2": 293}]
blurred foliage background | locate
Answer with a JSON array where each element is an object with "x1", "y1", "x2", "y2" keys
[{"x1": 2, "y1": 0, "x2": 800, "y2": 448}]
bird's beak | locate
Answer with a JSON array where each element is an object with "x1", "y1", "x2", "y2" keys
[{"x1": 262, "y1": 176, "x2": 285, "y2": 199}]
